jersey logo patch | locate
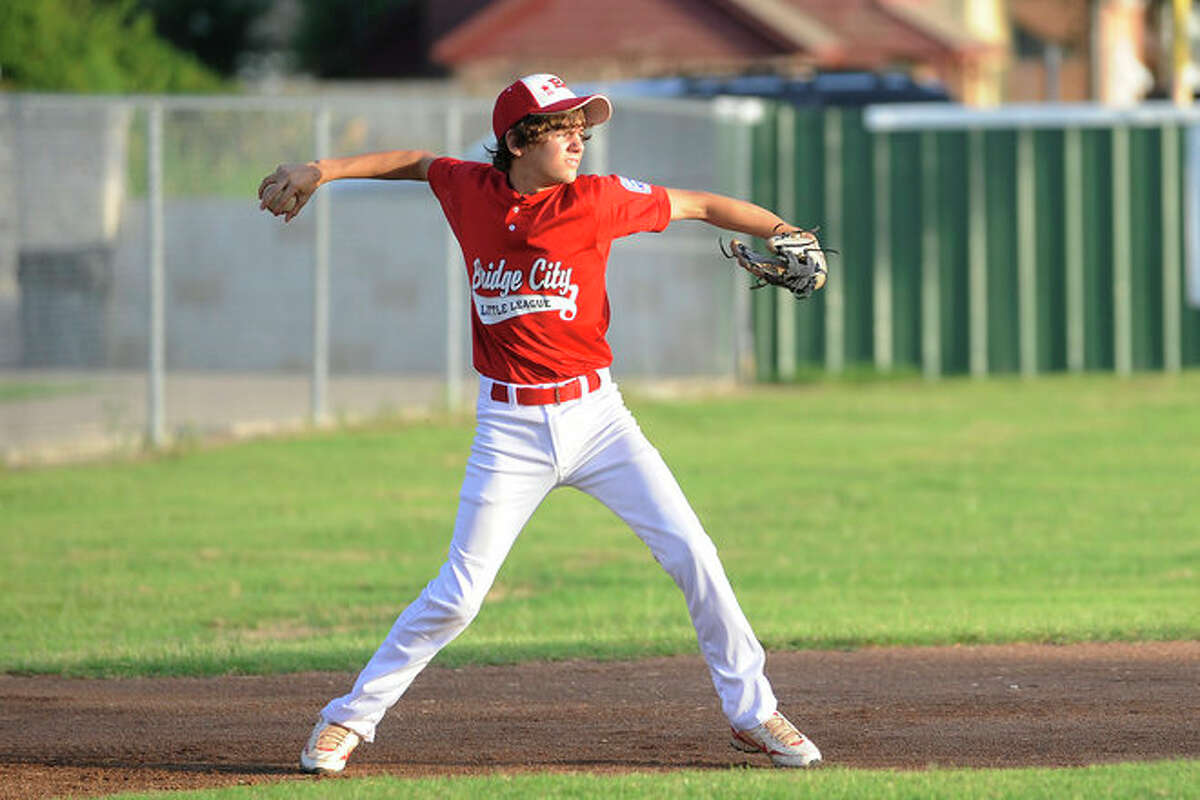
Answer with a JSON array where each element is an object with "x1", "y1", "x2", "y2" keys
[
  {"x1": 617, "y1": 176, "x2": 652, "y2": 194},
  {"x1": 471, "y1": 256, "x2": 579, "y2": 324}
]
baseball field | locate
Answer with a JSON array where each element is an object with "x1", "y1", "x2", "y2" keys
[{"x1": 2, "y1": 372, "x2": 1198, "y2": 798}]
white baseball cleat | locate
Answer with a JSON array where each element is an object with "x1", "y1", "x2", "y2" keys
[
  {"x1": 300, "y1": 719, "x2": 361, "y2": 774},
  {"x1": 731, "y1": 710, "x2": 822, "y2": 767}
]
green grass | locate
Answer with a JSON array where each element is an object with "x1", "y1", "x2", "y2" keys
[
  {"x1": 2, "y1": 373, "x2": 1198, "y2": 677},
  {"x1": 101, "y1": 761, "x2": 1200, "y2": 799},
  {"x1": 0, "y1": 380, "x2": 93, "y2": 402}
]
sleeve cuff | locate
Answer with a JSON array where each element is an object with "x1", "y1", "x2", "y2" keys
[{"x1": 652, "y1": 185, "x2": 671, "y2": 232}]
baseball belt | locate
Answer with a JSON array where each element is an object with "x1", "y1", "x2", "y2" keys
[{"x1": 490, "y1": 371, "x2": 602, "y2": 406}]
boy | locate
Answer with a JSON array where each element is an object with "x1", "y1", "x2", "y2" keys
[{"x1": 258, "y1": 73, "x2": 826, "y2": 773}]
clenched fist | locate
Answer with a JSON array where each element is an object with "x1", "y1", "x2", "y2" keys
[{"x1": 258, "y1": 162, "x2": 322, "y2": 222}]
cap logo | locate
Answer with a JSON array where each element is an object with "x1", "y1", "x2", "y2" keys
[{"x1": 521, "y1": 73, "x2": 575, "y2": 108}]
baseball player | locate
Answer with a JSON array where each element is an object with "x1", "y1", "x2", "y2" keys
[{"x1": 258, "y1": 73, "x2": 827, "y2": 774}]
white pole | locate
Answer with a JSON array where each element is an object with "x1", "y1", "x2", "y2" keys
[
  {"x1": 824, "y1": 109, "x2": 844, "y2": 374},
  {"x1": 1162, "y1": 124, "x2": 1182, "y2": 372},
  {"x1": 311, "y1": 106, "x2": 331, "y2": 424},
  {"x1": 734, "y1": 104, "x2": 756, "y2": 381},
  {"x1": 1113, "y1": 125, "x2": 1133, "y2": 375},
  {"x1": 1065, "y1": 127, "x2": 1085, "y2": 372},
  {"x1": 588, "y1": 106, "x2": 609, "y2": 176},
  {"x1": 775, "y1": 105, "x2": 797, "y2": 380},
  {"x1": 1017, "y1": 127, "x2": 1037, "y2": 377},
  {"x1": 147, "y1": 103, "x2": 166, "y2": 447},
  {"x1": 920, "y1": 130, "x2": 940, "y2": 380},
  {"x1": 968, "y1": 128, "x2": 988, "y2": 376},
  {"x1": 873, "y1": 131, "x2": 893, "y2": 372},
  {"x1": 444, "y1": 102, "x2": 466, "y2": 410}
]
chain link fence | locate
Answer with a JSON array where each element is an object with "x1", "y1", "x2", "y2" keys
[{"x1": 0, "y1": 92, "x2": 754, "y2": 464}]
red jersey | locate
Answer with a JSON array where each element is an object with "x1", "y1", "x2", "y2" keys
[{"x1": 427, "y1": 158, "x2": 671, "y2": 384}]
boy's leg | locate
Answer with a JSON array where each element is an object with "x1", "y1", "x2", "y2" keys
[
  {"x1": 319, "y1": 405, "x2": 557, "y2": 742},
  {"x1": 565, "y1": 395, "x2": 776, "y2": 731}
]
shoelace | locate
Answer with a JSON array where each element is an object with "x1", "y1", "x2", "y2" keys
[
  {"x1": 316, "y1": 725, "x2": 352, "y2": 751},
  {"x1": 762, "y1": 714, "x2": 802, "y2": 746}
]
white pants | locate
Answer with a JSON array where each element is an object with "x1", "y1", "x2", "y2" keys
[{"x1": 321, "y1": 369, "x2": 777, "y2": 739}]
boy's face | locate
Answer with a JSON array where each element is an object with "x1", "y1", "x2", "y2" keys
[{"x1": 513, "y1": 124, "x2": 587, "y2": 186}]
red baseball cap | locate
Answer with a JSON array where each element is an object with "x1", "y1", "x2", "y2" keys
[{"x1": 492, "y1": 73, "x2": 612, "y2": 140}]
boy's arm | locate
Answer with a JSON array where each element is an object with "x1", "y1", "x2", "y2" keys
[
  {"x1": 665, "y1": 187, "x2": 796, "y2": 240},
  {"x1": 258, "y1": 149, "x2": 438, "y2": 222},
  {"x1": 665, "y1": 187, "x2": 826, "y2": 290}
]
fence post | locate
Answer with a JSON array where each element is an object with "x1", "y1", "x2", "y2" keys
[
  {"x1": 1113, "y1": 125, "x2": 1133, "y2": 375},
  {"x1": 1064, "y1": 127, "x2": 1085, "y2": 371},
  {"x1": 775, "y1": 105, "x2": 797, "y2": 380},
  {"x1": 873, "y1": 131, "x2": 893, "y2": 372},
  {"x1": 824, "y1": 109, "x2": 844, "y2": 374},
  {"x1": 968, "y1": 128, "x2": 988, "y2": 376},
  {"x1": 311, "y1": 106, "x2": 331, "y2": 424},
  {"x1": 1162, "y1": 123, "x2": 1182, "y2": 372},
  {"x1": 147, "y1": 102, "x2": 166, "y2": 447},
  {"x1": 1017, "y1": 127, "x2": 1037, "y2": 377},
  {"x1": 732, "y1": 101, "x2": 760, "y2": 381},
  {"x1": 920, "y1": 130, "x2": 940, "y2": 379}
]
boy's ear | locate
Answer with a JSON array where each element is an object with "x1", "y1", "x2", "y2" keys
[
  {"x1": 504, "y1": 130, "x2": 523, "y2": 158},
  {"x1": 504, "y1": 128, "x2": 528, "y2": 158}
]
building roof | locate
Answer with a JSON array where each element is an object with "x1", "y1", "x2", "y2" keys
[{"x1": 431, "y1": 0, "x2": 983, "y2": 79}]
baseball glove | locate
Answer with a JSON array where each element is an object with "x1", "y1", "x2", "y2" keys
[{"x1": 721, "y1": 229, "x2": 828, "y2": 300}]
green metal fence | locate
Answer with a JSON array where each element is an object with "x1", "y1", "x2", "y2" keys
[{"x1": 748, "y1": 101, "x2": 1200, "y2": 379}]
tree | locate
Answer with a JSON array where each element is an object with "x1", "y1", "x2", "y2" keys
[{"x1": 0, "y1": 0, "x2": 223, "y2": 92}]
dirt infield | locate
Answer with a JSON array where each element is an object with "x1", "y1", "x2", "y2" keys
[{"x1": 2, "y1": 641, "x2": 1197, "y2": 799}]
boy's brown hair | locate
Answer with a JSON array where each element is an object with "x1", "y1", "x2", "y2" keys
[{"x1": 488, "y1": 109, "x2": 589, "y2": 172}]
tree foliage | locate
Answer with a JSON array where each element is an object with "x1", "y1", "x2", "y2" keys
[{"x1": 0, "y1": 0, "x2": 224, "y2": 92}]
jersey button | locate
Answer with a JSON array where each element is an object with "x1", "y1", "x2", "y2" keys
[
  {"x1": 508, "y1": 224, "x2": 516, "y2": 231},
  {"x1": 511, "y1": 206, "x2": 520, "y2": 213}
]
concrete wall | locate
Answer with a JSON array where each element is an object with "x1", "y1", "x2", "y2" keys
[
  {"x1": 102, "y1": 187, "x2": 728, "y2": 377},
  {"x1": 2, "y1": 100, "x2": 132, "y2": 367},
  {"x1": 0, "y1": 95, "x2": 732, "y2": 377}
]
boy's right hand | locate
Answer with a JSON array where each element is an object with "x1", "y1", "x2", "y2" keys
[{"x1": 258, "y1": 162, "x2": 321, "y2": 222}]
